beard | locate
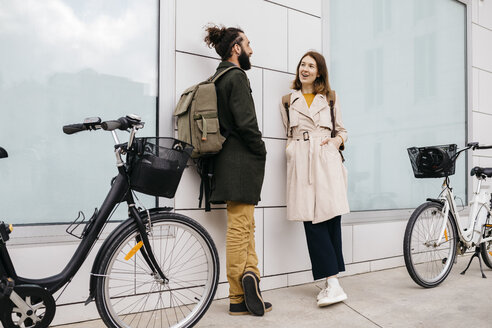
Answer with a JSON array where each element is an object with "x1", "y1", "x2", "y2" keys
[{"x1": 238, "y1": 46, "x2": 251, "y2": 70}]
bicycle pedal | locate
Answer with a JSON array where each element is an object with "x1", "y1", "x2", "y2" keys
[{"x1": 0, "y1": 277, "x2": 15, "y2": 297}]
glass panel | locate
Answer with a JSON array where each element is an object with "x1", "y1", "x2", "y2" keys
[
  {"x1": 328, "y1": 0, "x2": 466, "y2": 210},
  {"x1": 0, "y1": 0, "x2": 158, "y2": 223}
]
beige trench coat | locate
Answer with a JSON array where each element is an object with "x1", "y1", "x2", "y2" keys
[{"x1": 280, "y1": 90, "x2": 350, "y2": 223}]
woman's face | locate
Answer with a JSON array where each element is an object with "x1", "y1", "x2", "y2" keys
[{"x1": 298, "y1": 56, "x2": 318, "y2": 87}]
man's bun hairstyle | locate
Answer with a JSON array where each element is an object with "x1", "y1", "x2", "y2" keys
[{"x1": 204, "y1": 24, "x2": 244, "y2": 61}]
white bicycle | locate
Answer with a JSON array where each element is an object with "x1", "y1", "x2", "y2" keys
[{"x1": 404, "y1": 142, "x2": 492, "y2": 288}]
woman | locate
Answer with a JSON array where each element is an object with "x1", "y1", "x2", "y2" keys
[{"x1": 280, "y1": 51, "x2": 350, "y2": 307}]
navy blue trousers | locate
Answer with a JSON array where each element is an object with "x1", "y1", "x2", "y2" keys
[{"x1": 303, "y1": 216, "x2": 345, "y2": 280}]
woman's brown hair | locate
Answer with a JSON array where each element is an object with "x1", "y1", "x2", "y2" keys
[{"x1": 291, "y1": 51, "x2": 333, "y2": 99}]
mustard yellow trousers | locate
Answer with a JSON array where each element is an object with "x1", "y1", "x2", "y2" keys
[{"x1": 226, "y1": 201, "x2": 261, "y2": 304}]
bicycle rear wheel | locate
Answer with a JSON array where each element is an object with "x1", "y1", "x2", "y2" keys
[
  {"x1": 480, "y1": 227, "x2": 492, "y2": 269},
  {"x1": 95, "y1": 212, "x2": 219, "y2": 328},
  {"x1": 403, "y1": 202, "x2": 457, "y2": 288}
]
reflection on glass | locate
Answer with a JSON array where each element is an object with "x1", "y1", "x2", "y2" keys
[
  {"x1": 329, "y1": 0, "x2": 466, "y2": 211},
  {"x1": 0, "y1": 0, "x2": 158, "y2": 223}
]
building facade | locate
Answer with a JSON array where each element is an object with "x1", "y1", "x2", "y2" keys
[{"x1": 1, "y1": 0, "x2": 491, "y2": 325}]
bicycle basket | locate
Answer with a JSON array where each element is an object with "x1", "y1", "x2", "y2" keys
[
  {"x1": 127, "y1": 137, "x2": 193, "y2": 198},
  {"x1": 407, "y1": 144, "x2": 457, "y2": 178}
]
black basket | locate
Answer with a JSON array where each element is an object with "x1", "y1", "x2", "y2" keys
[
  {"x1": 407, "y1": 144, "x2": 457, "y2": 178},
  {"x1": 127, "y1": 137, "x2": 193, "y2": 198}
]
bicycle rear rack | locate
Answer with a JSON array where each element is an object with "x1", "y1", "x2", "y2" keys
[{"x1": 66, "y1": 208, "x2": 98, "y2": 239}]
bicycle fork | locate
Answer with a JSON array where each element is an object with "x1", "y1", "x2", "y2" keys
[{"x1": 128, "y1": 206, "x2": 169, "y2": 284}]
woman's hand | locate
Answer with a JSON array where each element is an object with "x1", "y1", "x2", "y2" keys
[{"x1": 321, "y1": 136, "x2": 343, "y2": 149}]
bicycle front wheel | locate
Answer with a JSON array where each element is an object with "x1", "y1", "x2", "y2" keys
[
  {"x1": 403, "y1": 202, "x2": 457, "y2": 288},
  {"x1": 95, "y1": 212, "x2": 219, "y2": 328}
]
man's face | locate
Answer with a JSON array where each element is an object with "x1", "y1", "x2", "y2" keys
[{"x1": 237, "y1": 33, "x2": 252, "y2": 70}]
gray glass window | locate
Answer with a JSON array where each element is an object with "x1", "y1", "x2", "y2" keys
[
  {"x1": 0, "y1": 0, "x2": 158, "y2": 223},
  {"x1": 327, "y1": 0, "x2": 467, "y2": 210}
]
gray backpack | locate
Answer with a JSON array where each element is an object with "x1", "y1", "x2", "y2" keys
[{"x1": 174, "y1": 66, "x2": 240, "y2": 158}]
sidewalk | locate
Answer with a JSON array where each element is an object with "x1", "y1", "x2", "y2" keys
[{"x1": 55, "y1": 255, "x2": 492, "y2": 328}]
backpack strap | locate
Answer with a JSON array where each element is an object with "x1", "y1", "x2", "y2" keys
[
  {"x1": 197, "y1": 157, "x2": 214, "y2": 212},
  {"x1": 328, "y1": 91, "x2": 345, "y2": 162},
  {"x1": 209, "y1": 65, "x2": 243, "y2": 140},
  {"x1": 282, "y1": 93, "x2": 292, "y2": 137},
  {"x1": 328, "y1": 91, "x2": 337, "y2": 139},
  {"x1": 209, "y1": 65, "x2": 242, "y2": 83}
]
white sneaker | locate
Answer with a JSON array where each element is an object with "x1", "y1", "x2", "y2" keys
[
  {"x1": 317, "y1": 287, "x2": 328, "y2": 302},
  {"x1": 317, "y1": 285, "x2": 347, "y2": 307}
]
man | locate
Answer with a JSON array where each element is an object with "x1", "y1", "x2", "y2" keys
[{"x1": 204, "y1": 24, "x2": 271, "y2": 316}]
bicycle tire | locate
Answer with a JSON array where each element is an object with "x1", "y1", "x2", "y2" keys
[
  {"x1": 94, "y1": 212, "x2": 219, "y2": 328},
  {"x1": 403, "y1": 201, "x2": 457, "y2": 288},
  {"x1": 480, "y1": 238, "x2": 492, "y2": 269}
]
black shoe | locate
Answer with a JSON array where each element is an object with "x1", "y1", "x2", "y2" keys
[
  {"x1": 242, "y1": 271, "x2": 265, "y2": 316},
  {"x1": 253, "y1": 275, "x2": 273, "y2": 313},
  {"x1": 229, "y1": 301, "x2": 250, "y2": 316}
]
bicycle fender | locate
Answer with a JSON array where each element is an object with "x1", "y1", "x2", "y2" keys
[
  {"x1": 426, "y1": 198, "x2": 444, "y2": 205},
  {"x1": 86, "y1": 207, "x2": 173, "y2": 304}
]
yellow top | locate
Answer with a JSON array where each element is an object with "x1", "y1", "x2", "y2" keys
[{"x1": 303, "y1": 93, "x2": 315, "y2": 108}]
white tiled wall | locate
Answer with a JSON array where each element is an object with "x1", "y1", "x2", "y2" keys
[
  {"x1": 477, "y1": 0, "x2": 492, "y2": 30},
  {"x1": 263, "y1": 69, "x2": 295, "y2": 138},
  {"x1": 476, "y1": 69, "x2": 492, "y2": 115},
  {"x1": 267, "y1": 0, "x2": 322, "y2": 17},
  {"x1": 176, "y1": 0, "x2": 288, "y2": 71},
  {"x1": 263, "y1": 208, "x2": 310, "y2": 275},
  {"x1": 352, "y1": 221, "x2": 407, "y2": 262},
  {"x1": 260, "y1": 139, "x2": 287, "y2": 207},
  {"x1": 288, "y1": 9, "x2": 322, "y2": 73},
  {"x1": 472, "y1": 24, "x2": 492, "y2": 73},
  {"x1": 472, "y1": 111, "x2": 492, "y2": 145}
]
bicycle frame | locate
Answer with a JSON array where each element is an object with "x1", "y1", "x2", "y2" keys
[
  {"x1": 435, "y1": 177, "x2": 492, "y2": 248},
  {"x1": 2, "y1": 174, "x2": 128, "y2": 293},
  {"x1": 0, "y1": 127, "x2": 168, "y2": 297}
]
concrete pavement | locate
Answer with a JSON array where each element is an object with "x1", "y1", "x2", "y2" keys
[{"x1": 54, "y1": 255, "x2": 492, "y2": 327}]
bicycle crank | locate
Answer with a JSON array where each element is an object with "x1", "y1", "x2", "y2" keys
[{"x1": 3, "y1": 285, "x2": 56, "y2": 328}]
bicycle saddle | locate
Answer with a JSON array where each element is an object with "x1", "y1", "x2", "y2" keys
[
  {"x1": 470, "y1": 166, "x2": 492, "y2": 178},
  {"x1": 0, "y1": 147, "x2": 7, "y2": 159}
]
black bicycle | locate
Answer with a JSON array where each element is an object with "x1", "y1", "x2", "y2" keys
[{"x1": 0, "y1": 115, "x2": 219, "y2": 328}]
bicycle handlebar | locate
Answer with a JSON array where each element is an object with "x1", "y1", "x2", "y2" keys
[
  {"x1": 462, "y1": 142, "x2": 492, "y2": 152},
  {"x1": 62, "y1": 115, "x2": 143, "y2": 135}
]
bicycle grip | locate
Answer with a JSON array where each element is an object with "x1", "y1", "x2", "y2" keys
[
  {"x1": 102, "y1": 117, "x2": 129, "y2": 131},
  {"x1": 63, "y1": 124, "x2": 87, "y2": 135}
]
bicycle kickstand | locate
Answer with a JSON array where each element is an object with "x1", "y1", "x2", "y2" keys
[{"x1": 460, "y1": 246, "x2": 487, "y2": 278}]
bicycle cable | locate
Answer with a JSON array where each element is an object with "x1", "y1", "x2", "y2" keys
[
  {"x1": 463, "y1": 202, "x2": 488, "y2": 243},
  {"x1": 455, "y1": 196, "x2": 466, "y2": 212}
]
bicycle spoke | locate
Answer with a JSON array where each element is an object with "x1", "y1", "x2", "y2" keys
[{"x1": 96, "y1": 215, "x2": 218, "y2": 328}]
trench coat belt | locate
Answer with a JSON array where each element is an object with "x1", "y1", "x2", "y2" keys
[{"x1": 290, "y1": 131, "x2": 331, "y2": 185}]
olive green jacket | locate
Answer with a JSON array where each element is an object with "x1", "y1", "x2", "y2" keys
[{"x1": 210, "y1": 61, "x2": 266, "y2": 205}]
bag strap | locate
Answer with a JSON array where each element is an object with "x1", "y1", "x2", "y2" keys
[
  {"x1": 209, "y1": 65, "x2": 242, "y2": 83},
  {"x1": 328, "y1": 91, "x2": 345, "y2": 162},
  {"x1": 197, "y1": 158, "x2": 214, "y2": 212},
  {"x1": 329, "y1": 99, "x2": 336, "y2": 139},
  {"x1": 282, "y1": 93, "x2": 292, "y2": 137}
]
